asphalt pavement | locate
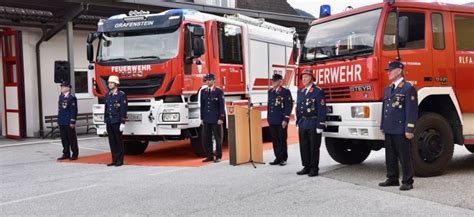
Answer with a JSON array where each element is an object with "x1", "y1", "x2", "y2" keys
[{"x1": 0, "y1": 133, "x2": 473, "y2": 216}]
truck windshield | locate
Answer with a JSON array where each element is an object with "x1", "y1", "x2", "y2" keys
[
  {"x1": 97, "y1": 29, "x2": 180, "y2": 62},
  {"x1": 301, "y1": 9, "x2": 382, "y2": 64}
]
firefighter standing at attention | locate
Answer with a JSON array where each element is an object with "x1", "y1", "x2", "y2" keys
[
  {"x1": 267, "y1": 73, "x2": 293, "y2": 166},
  {"x1": 200, "y1": 74, "x2": 226, "y2": 163},
  {"x1": 295, "y1": 69, "x2": 327, "y2": 177},
  {"x1": 104, "y1": 75, "x2": 128, "y2": 167},
  {"x1": 379, "y1": 60, "x2": 418, "y2": 191},
  {"x1": 57, "y1": 81, "x2": 79, "y2": 161}
]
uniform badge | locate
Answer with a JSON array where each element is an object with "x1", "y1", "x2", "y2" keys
[
  {"x1": 62, "y1": 101, "x2": 67, "y2": 109},
  {"x1": 320, "y1": 99, "x2": 325, "y2": 106},
  {"x1": 114, "y1": 101, "x2": 121, "y2": 109}
]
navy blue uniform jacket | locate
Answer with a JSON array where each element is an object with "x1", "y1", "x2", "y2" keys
[
  {"x1": 381, "y1": 80, "x2": 418, "y2": 134},
  {"x1": 267, "y1": 86, "x2": 293, "y2": 125}
]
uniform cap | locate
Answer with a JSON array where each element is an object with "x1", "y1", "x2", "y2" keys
[
  {"x1": 272, "y1": 74, "x2": 283, "y2": 81},
  {"x1": 300, "y1": 69, "x2": 314, "y2": 79},
  {"x1": 60, "y1": 81, "x2": 71, "y2": 87},
  {"x1": 203, "y1": 73, "x2": 215, "y2": 81},
  {"x1": 385, "y1": 60, "x2": 404, "y2": 71}
]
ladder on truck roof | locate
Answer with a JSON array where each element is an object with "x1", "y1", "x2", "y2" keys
[{"x1": 224, "y1": 13, "x2": 296, "y2": 34}]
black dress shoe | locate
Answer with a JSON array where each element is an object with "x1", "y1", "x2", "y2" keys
[
  {"x1": 269, "y1": 160, "x2": 281, "y2": 165},
  {"x1": 378, "y1": 179, "x2": 400, "y2": 187},
  {"x1": 296, "y1": 167, "x2": 310, "y2": 175},
  {"x1": 279, "y1": 161, "x2": 287, "y2": 166},
  {"x1": 202, "y1": 157, "x2": 214, "y2": 162},
  {"x1": 308, "y1": 168, "x2": 319, "y2": 177},
  {"x1": 399, "y1": 183, "x2": 413, "y2": 191},
  {"x1": 107, "y1": 163, "x2": 115, "y2": 166},
  {"x1": 115, "y1": 162, "x2": 123, "y2": 167},
  {"x1": 57, "y1": 155, "x2": 70, "y2": 160},
  {"x1": 70, "y1": 156, "x2": 78, "y2": 160},
  {"x1": 214, "y1": 158, "x2": 221, "y2": 163}
]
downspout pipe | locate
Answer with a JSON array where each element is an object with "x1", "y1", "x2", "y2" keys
[{"x1": 35, "y1": 32, "x2": 46, "y2": 138}]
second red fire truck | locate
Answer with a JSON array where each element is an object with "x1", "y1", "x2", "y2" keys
[
  {"x1": 87, "y1": 9, "x2": 298, "y2": 156},
  {"x1": 298, "y1": 0, "x2": 474, "y2": 176}
]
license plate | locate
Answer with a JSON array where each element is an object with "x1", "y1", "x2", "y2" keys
[{"x1": 127, "y1": 114, "x2": 142, "y2": 122}]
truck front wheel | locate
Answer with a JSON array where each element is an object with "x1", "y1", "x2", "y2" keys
[
  {"x1": 325, "y1": 138, "x2": 371, "y2": 165},
  {"x1": 412, "y1": 112, "x2": 454, "y2": 177},
  {"x1": 124, "y1": 140, "x2": 149, "y2": 155}
]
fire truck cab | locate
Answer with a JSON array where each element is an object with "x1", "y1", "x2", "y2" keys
[
  {"x1": 298, "y1": 1, "x2": 474, "y2": 176},
  {"x1": 86, "y1": 9, "x2": 297, "y2": 156}
]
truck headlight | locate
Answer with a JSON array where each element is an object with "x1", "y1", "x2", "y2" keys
[
  {"x1": 351, "y1": 106, "x2": 370, "y2": 118},
  {"x1": 94, "y1": 114, "x2": 104, "y2": 122},
  {"x1": 162, "y1": 113, "x2": 180, "y2": 122}
]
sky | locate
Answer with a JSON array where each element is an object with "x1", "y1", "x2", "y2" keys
[{"x1": 287, "y1": 0, "x2": 473, "y2": 17}]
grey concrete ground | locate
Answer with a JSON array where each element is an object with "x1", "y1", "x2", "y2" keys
[{"x1": 0, "y1": 132, "x2": 473, "y2": 216}]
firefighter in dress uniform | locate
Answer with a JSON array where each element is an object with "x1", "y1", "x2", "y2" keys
[
  {"x1": 295, "y1": 69, "x2": 327, "y2": 177},
  {"x1": 200, "y1": 74, "x2": 226, "y2": 163},
  {"x1": 267, "y1": 74, "x2": 293, "y2": 166},
  {"x1": 57, "y1": 81, "x2": 79, "y2": 160},
  {"x1": 379, "y1": 60, "x2": 418, "y2": 191},
  {"x1": 104, "y1": 75, "x2": 128, "y2": 167}
]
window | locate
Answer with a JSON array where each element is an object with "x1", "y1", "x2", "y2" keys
[
  {"x1": 431, "y1": 13, "x2": 445, "y2": 50},
  {"x1": 302, "y1": 9, "x2": 381, "y2": 63},
  {"x1": 74, "y1": 69, "x2": 92, "y2": 99},
  {"x1": 98, "y1": 29, "x2": 180, "y2": 62},
  {"x1": 383, "y1": 12, "x2": 425, "y2": 50},
  {"x1": 217, "y1": 22, "x2": 243, "y2": 64},
  {"x1": 454, "y1": 16, "x2": 474, "y2": 51}
]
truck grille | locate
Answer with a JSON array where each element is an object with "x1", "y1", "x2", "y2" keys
[
  {"x1": 322, "y1": 86, "x2": 350, "y2": 100},
  {"x1": 101, "y1": 74, "x2": 165, "y2": 95}
]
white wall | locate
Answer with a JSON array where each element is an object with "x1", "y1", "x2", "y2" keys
[{"x1": 1, "y1": 26, "x2": 97, "y2": 137}]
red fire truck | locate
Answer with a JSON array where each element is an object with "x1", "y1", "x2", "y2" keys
[
  {"x1": 86, "y1": 9, "x2": 298, "y2": 156},
  {"x1": 298, "y1": 0, "x2": 474, "y2": 176}
]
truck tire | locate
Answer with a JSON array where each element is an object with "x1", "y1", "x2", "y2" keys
[
  {"x1": 124, "y1": 140, "x2": 149, "y2": 155},
  {"x1": 465, "y1": 145, "x2": 474, "y2": 153},
  {"x1": 191, "y1": 127, "x2": 206, "y2": 157},
  {"x1": 412, "y1": 112, "x2": 454, "y2": 177},
  {"x1": 325, "y1": 138, "x2": 371, "y2": 165}
]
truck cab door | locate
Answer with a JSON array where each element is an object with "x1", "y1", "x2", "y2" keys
[
  {"x1": 380, "y1": 10, "x2": 432, "y2": 88},
  {"x1": 429, "y1": 11, "x2": 455, "y2": 88}
]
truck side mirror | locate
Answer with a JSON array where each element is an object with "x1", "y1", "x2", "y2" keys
[
  {"x1": 397, "y1": 16, "x2": 409, "y2": 47},
  {"x1": 292, "y1": 34, "x2": 299, "y2": 64},
  {"x1": 193, "y1": 37, "x2": 205, "y2": 57},
  {"x1": 193, "y1": 26, "x2": 204, "y2": 37},
  {"x1": 87, "y1": 44, "x2": 94, "y2": 63},
  {"x1": 192, "y1": 26, "x2": 205, "y2": 57},
  {"x1": 87, "y1": 32, "x2": 97, "y2": 44}
]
